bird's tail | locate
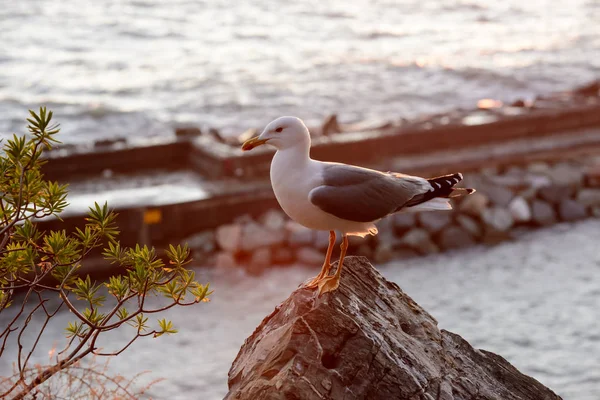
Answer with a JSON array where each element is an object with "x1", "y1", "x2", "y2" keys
[{"x1": 401, "y1": 173, "x2": 475, "y2": 212}]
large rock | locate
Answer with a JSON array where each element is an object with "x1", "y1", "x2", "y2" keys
[
  {"x1": 508, "y1": 196, "x2": 532, "y2": 222},
  {"x1": 456, "y1": 214, "x2": 483, "y2": 238},
  {"x1": 392, "y1": 213, "x2": 417, "y2": 235},
  {"x1": 258, "y1": 209, "x2": 287, "y2": 231},
  {"x1": 458, "y1": 192, "x2": 489, "y2": 217},
  {"x1": 241, "y1": 222, "x2": 286, "y2": 251},
  {"x1": 550, "y1": 162, "x2": 584, "y2": 187},
  {"x1": 296, "y1": 247, "x2": 325, "y2": 265},
  {"x1": 225, "y1": 257, "x2": 561, "y2": 400},
  {"x1": 576, "y1": 188, "x2": 600, "y2": 207},
  {"x1": 216, "y1": 224, "x2": 243, "y2": 252},
  {"x1": 478, "y1": 183, "x2": 514, "y2": 207},
  {"x1": 531, "y1": 200, "x2": 557, "y2": 226},
  {"x1": 398, "y1": 228, "x2": 439, "y2": 255},
  {"x1": 287, "y1": 221, "x2": 314, "y2": 247},
  {"x1": 314, "y1": 230, "x2": 341, "y2": 250},
  {"x1": 558, "y1": 199, "x2": 587, "y2": 221},
  {"x1": 481, "y1": 207, "x2": 514, "y2": 232},
  {"x1": 418, "y1": 211, "x2": 452, "y2": 233},
  {"x1": 438, "y1": 225, "x2": 476, "y2": 250},
  {"x1": 537, "y1": 185, "x2": 574, "y2": 205},
  {"x1": 184, "y1": 230, "x2": 216, "y2": 254}
]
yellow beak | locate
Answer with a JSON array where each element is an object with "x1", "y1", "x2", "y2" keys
[{"x1": 241, "y1": 137, "x2": 269, "y2": 151}]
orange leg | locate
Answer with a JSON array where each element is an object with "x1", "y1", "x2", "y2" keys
[
  {"x1": 305, "y1": 231, "x2": 336, "y2": 288},
  {"x1": 317, "y1": 235, "x2": 348, "y2": 295}
]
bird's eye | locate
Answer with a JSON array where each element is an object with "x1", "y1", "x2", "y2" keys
[{"x1": 275, "y1": 127, "x2": 283, "y2": 133}]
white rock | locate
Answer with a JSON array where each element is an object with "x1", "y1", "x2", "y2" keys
[
  {"x1": 215, "y1": 251, "x2": 237, "y2": 269},
  {"x1": 527, "y1": 161, "x2": 550, "y2": 174},
  {"x1": 215, "y1": 224, "x2": 242, "y2": 252},
  {"x1": 550, "y1": 162, "x2": 584, "y2": 187},
  {"x1": 456, "y1": 215, "x2": 482, "y2": 238},
  {"x1": 526, "y1": 174, "x2": 552, "y2": 189},
  {"x1": 259, "y1": 209, "x2": 287, "y2": 231},
  {"x1": 240, "y1": 222, "x2": 285, "y2": 251},
  {"x1": 481, "y1": 207, "x2": 514, "y2": 232},
  {"x1": 184, "y1": 230, "x2": 216, "y2": 253},
  {"x1": 286, "y1": 221, "x2": 314, "y2": 247},
  {"x1": 508, "y1": 197, "x2": 531, "y2": 222}
]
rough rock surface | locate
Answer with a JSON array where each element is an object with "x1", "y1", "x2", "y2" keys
[{"x1": 225, "y1": 257, "x2": 561, "y2": 400}]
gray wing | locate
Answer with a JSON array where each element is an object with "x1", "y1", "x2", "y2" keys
[{"x1": 309, "y1": 163, "x2": 430, "y2": 223}]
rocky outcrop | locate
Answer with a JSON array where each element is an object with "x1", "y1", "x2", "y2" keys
[{"x1": 225, "y1": 257, "x2": 561, "y2": 400}]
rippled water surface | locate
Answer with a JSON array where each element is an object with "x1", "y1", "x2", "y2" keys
[
  {"x1": 2, "y1": 220, "x2": 600, "y2": 399},
  {"x1": 1, "y1": 0, "x2": 599, "y2": 142}
]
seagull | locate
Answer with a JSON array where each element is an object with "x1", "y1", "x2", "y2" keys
[{"x1": 242, "y1": 116, "x2": 475, "y2": 295}]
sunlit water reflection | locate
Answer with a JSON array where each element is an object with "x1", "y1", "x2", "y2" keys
[{"x1": 2, "y1": 219, "x2": 600, "y2": 399}]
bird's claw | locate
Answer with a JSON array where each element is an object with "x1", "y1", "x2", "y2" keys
[
  {"x1": 317, "y1": 275, "x2": 340, "y2": 296},
  {"x1": 304, "y1": 264, "x2": 332, "y2": 288}
]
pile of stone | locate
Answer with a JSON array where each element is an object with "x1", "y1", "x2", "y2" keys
[{"x1": 184, "y1": 157, "x2": 600, "y2": 273}]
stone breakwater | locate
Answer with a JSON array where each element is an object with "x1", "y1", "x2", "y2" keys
[{"x1": 183, "y1": 156, "x2": 600, "y2": 274}]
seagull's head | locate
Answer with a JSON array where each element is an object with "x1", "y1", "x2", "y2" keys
[{"x1": 242, "y1": 116, "x2": 310, "y2": 151}]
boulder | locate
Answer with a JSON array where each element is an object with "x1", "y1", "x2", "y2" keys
[
  {"x1": 215, "y1": 251, "x2": 237, "y2": 269},
  {"x1": 418, "y1": 211, "x2": 452, "y2": 233},
  {"x1": 184, "y1": 230, "x2": 216, "y2": 254},
  {"x1": 576, "y1": 188, "x2": 600, "y2": 207},
  {"x1": 225, "y1": 257, "x2": 561, "y2": 400},
  {"x1": 537, "y1": 185, "x2": 574, "y2": 205},
  {"x1": 216, "y1": 224, "x2": 243, "y2": 253},
  {"x1": 558, "y1": 199, "x2": 587, "y2": 221},
  {"x1": 531, "y1": 200, "x2": 557, "y2": 226},
  {"x1": 296, "y1": 247, "x2": 325, "y2": 266},
  {"x1": 398, "y1": 228, "x2": 439, "y2": 255},
  {"x1": 481, "y1": 207, "x2": 514, "y2": 232},
  {"x1": 287, "y1": 221, "x2": 314, "y2": 247},
  {"x1": 258, "y1": 209, "x2": 287, "y2": 232},
  {"x1": 478, "y1": 183, "x2": 514, "y2": 207},
  {"x1": 456, "y1": 214, "x2": 483, "y2": 238},
  {"x1": 526, "y1": 161, "x2": 550, "y2": 174},
  {"x1": 549, "y1": 162, "x2": 584, "y2": 187},
  {"x1": 459, "y1": 192, "x2": 489, "y2": 216},
  {"x1": 438, "y1": 225, "x2": 476, "y2": 250},
  {"x1": 240, "y1": 222, "x2": 285, "y2": 251},
  {"x1": 508, "y1": 196, "x2": 531, "y2": 222},
  {"x1": 392, "y1": 213, "x2": 417, "y2": 235},
  {"x1": 314, "y1": 230, "x2": 342, "y2": 250}
]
